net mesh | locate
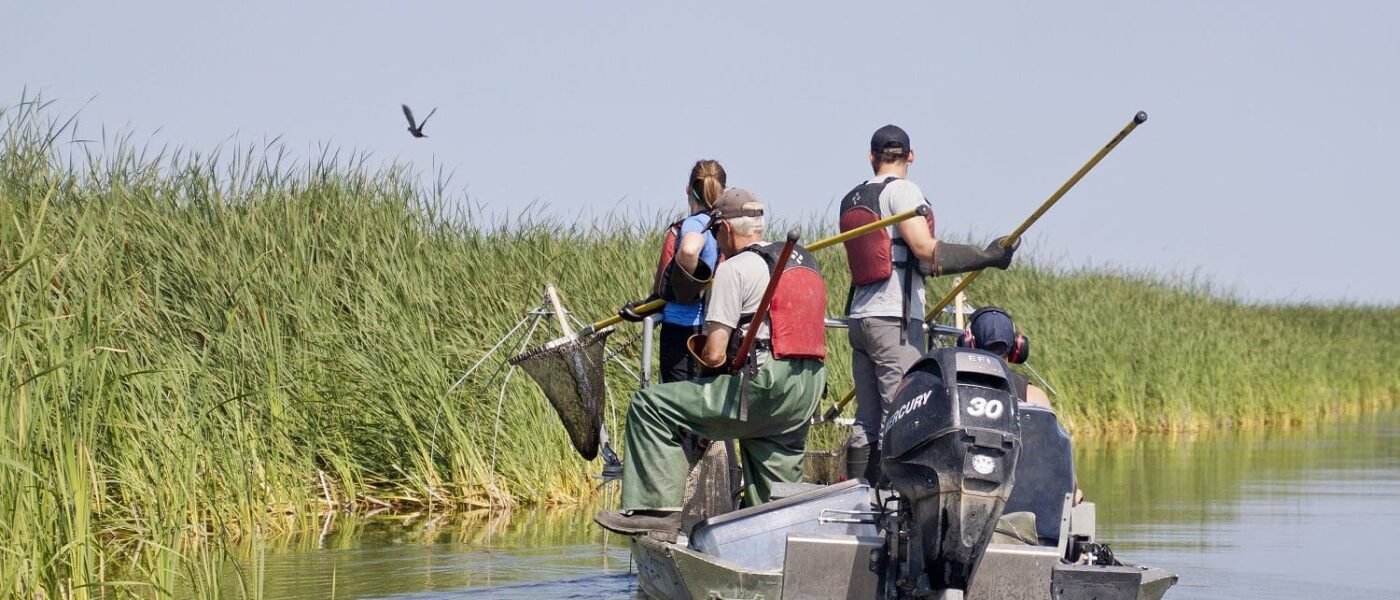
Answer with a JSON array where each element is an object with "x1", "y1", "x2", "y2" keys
[
  {"x1": 802, "y1": 421, "x2": 851, "y2": 485},
  {"x1": 681, "y1": 441, "x2": 737, "y2": 535},
  {"x1": 509, "y1": 328, "x2": 614, "y2": 460}
]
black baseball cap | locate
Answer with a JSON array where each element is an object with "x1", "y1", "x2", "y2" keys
[
  {"x1": 870, "y1": 124, "x2": 911, "y2": 154},
  {"x1": 969, "y1": 307, "x2": 1017, "y2": 355}
]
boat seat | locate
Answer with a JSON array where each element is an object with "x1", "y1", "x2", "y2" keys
[{"x1": 1004, "y1": 403, "x2": 1075, "y2": 543}]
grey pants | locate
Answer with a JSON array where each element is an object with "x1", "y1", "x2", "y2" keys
[{"x1": 847, "y1": 317, "x2": 926, "y2": 449}]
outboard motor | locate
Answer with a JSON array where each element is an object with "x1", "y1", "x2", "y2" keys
[{"x1": 880, "y1": 348, "x2": 1021, "y2": 598}]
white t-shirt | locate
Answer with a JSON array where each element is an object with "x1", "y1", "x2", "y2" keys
[{"x1": 847, "y1": 177, "x2": 928, "y2": 320}]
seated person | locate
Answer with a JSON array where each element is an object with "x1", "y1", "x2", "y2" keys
[
  {"x1": 956, "y1": 306, "x2": 1050, "y2": 408},
  {"x1": 958, "y1": 306, "x2": 1082, "y2": 502}
]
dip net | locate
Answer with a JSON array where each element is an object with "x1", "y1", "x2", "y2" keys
[
  {"x1": 681, "y1": 441, "x2": 738, "y2": 534},
  {"x1": 509, "y1": 328, "x2": 615, "y2": 461},
  {"x1": 802, "y1": 418, "x2": 852, "y2": 484}
]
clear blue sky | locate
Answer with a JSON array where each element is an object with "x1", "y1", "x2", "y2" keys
[{"x1": 6, "y1": 1, "x2": 1397, "y2": 304}]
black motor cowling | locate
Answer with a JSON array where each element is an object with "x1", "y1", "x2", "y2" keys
[{"x1": 881, "y1": 348, "x2": 1021, "y2": 594}]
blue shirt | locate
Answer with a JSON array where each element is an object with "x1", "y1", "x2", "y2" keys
[{"x1": 661, "y1": 213, "x2": 720, "y2": 326}]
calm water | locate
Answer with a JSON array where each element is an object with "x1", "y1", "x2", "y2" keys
[
  {"x1": 1077, "y1": 411, "x2": 1400, "y2": 599},
  {"x1": 211, "y1": 411, "x2": 1400, "y2": 599}
]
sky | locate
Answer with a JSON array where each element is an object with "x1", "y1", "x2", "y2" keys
[{"x1": 4, "y1": 1, "x2": 1398, "y2": 304}]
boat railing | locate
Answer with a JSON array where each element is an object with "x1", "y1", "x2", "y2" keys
[{"x1": 818, "y1": 508, "x2": 882, "y2": 525}]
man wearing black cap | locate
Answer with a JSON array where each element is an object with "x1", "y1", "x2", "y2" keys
[
  {"x1": 958, "y1": 306, "x2": 1050, "y2": 408},
  {"x1": 595, "y1": 188, "x2": 829, "y2": 535},
  {"x1": 839, "y1": 124, "x2": 1019, "y2": 483}
]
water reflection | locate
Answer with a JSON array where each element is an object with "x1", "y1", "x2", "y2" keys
[
  {"x1": 210, "y1": 411, "x2": 1399, "y2": 599},
  {"x1": 1077, "y1": 411, "x2": 1400, "y2": 599},
  {"x1": 212, "y1": 507, "x2": 638, "y2": 599}
]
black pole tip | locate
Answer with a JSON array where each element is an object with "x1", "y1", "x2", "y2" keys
[
  {"x1": 1134, "y1": 111, "x2": 1148, "y2": 124},
  {"x1": 915, "y1": 204, "x2": 931, "y2": 216},
  {"x1": 786, "y1": 228, "x2": 802, "y2": 243}
]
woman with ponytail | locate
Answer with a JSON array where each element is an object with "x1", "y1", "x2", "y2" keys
[{"x1": 656, "y1": 159, "x2": 725, "y2": 383}]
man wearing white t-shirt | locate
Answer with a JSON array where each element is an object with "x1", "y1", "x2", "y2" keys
[{"x1": 839, "y1": 124, "x2": 1019, "y2": 483}]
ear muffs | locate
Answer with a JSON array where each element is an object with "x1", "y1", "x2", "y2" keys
[{"x1": 1007, "y1": 334, "x2": 1029, "y2": 364}]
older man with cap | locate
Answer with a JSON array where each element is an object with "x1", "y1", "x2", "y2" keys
[
  {"x1": 838, "y1": 124, "x2": 1019, "y2": 484},
  {"x1": 595, "y1": 188, "x2": 829, "y2": 535}
]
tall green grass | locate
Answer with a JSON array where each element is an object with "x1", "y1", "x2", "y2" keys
[{"x1": 2, "y1": 99, "x2": 1395, "y2": 597}]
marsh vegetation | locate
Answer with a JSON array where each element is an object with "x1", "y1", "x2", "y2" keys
[{"x1": 3, "y1": 101, "x2": 1394, "y2": 598}]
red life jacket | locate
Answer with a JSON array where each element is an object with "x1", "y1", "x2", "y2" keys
[
  {"x1": 837, "y1": 177, "x2": 934, "y2": 332},
  {"x1": 729, "y1": 242, "x2": 827, "y2": 361},
  {"x1": 649, "y1": 219, "x2": 686, "y2": 300},
  {"x1": 838, "y1": 176, "x2": 935, "y2": 285}
]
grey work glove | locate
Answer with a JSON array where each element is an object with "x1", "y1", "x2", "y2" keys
[
  {"x1": 930, "y1": 236, "x2": 1019, "y2": 276},
  {"x1": 666, "y1": 260, "x2": 713, "y2": 304}
]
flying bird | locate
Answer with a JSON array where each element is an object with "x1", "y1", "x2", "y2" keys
[{"x1": 401, "y1": 104, "x2": 437, "y2": 138}]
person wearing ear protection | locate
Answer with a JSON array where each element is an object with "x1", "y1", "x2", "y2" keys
[
  {"x1": 959, "y1": 306, "x2": 1084, "y2": 504},
  {"x1": 956, "y1": 306, "x2": 1050, "y2": 408},
  {"x1": 595, "y1": 189, "x2": 828, "y2": 535}
]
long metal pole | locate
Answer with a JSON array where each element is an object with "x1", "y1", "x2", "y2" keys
[
  {"x1": 640, "y1": 314, "x2": 656, "y2": 388},
  {"x1": 922, "y1": 111, "x2": 1149, "y2": 321}
]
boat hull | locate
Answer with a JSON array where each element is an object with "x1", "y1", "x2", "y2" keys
[
  {"x1": 632, "y1": 536, "x2": 1175, "y2": 600},
  {"x1": 633, "y1": 534, "x2": 783, "y2": 600}
]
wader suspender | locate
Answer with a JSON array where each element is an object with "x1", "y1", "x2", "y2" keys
[
  {"x1": 890, "y1": 238, "x2": 918, "y2": 344},
  {"x1": 730, "y1": 313, "x2": 761, "y2": 421},
  {"x1": 736, "y1": 328, "x2": 777, "y2": 421}
]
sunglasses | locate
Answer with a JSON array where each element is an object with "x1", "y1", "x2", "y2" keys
[{"x1": 704, "y1": 207, "x2": 763, "y2": 233}]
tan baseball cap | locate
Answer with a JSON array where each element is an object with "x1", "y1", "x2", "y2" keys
[{"x1": 707, "y1": 188, "x2": 765, "y2": 224}]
